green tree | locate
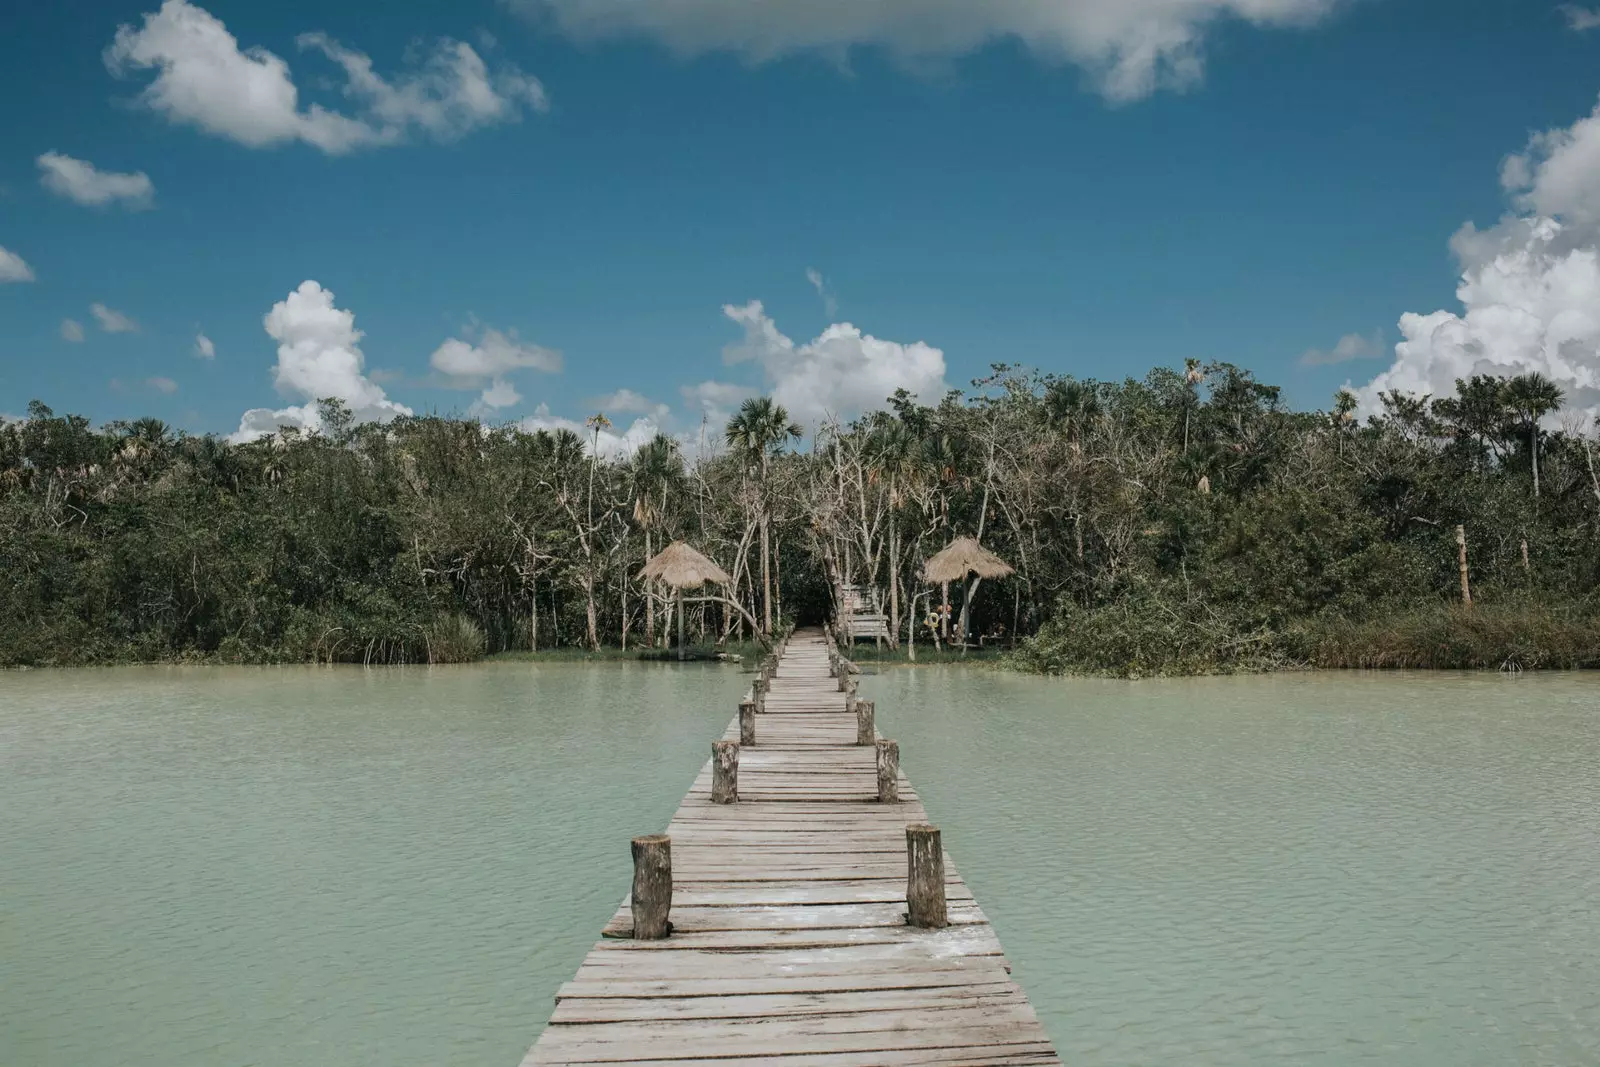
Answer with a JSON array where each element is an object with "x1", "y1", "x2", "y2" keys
[
  {"x1": 1503, "y1": 372, "x2": 1565, "y2": 501},
  {"x1": 725, "y1": 397, "x2": 802, "y2": 634}
]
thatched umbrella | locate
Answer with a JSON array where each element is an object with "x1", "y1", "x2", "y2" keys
[
  {"x1": 923, "y1": 537, "x2": 1015, "y2": 584},
  {"x1": 921, "y1": 537, "x2": 1015, "y2": 652},
  {"x1": 640, "y1": 541, "x2": 733, "y2": 661}
]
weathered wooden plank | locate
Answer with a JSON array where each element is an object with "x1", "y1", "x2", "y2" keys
[{"x1": 520, "y1": 630, "x2": 1059, "y2": 1066}]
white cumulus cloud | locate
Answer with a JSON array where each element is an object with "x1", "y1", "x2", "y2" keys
[
  {"x1": 91, "y1": 303, "x2": 139, "y2": 333},
  {"x1": 194, "y1": 332, "x2": 215, "y2": 359},
  {"x1": 593, "y1": 388, "x2": 663, "y2": 414},
  {"x1": 519, "y1": 404, "x2": 663, "y2": 458},
  {"x1": 0, "y1": 245, "x2": 35, "y2": 283},
  {"x1": 720, "y1": 300, "x2": 947, "y2": 429},
  {"x1": 105, "y1": 0, "x2": 547, "y2": 155},
  {"x1": 430, "y1": 323, "x2": 561, "y2": 415},
  {"x1": 230, "y1": 280, "x2": 412, "y2": 442},
  {"x1": 516, "y1": 0, "x2": 1341, "y2": 101},
  {"x1": 61, "y1": 319, "x2": 85, "y2": 342},
  {"x1": 1300, "y1": 330, "x2": 1383, "y2": 366},
  {"x1": 1355, "y1": 94, "x2": 1600, "y2": 419},
  {"x1": 679, "y1": 379, "x2": 755, "y2": 431},
  {"x1": 37, "y1": 152, "x2": 155, "y2": 209},
  {"x1": 1561, "y1": 5, "x2": 1600, "y2": 32}
]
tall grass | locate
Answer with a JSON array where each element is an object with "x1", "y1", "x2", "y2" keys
[
  {"x1": 1292, "y1": 601, "x2": 1600, "y2": 671},
  {"x1": 1014, "y1": 594, "x2": 1600, "y2": 677},
  {"x1": 424, "y1": 614, "x2": 487, "y2": 664}
]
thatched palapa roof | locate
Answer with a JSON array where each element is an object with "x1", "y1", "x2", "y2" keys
[
  {"x1": 639, "y1": 541, "x2": 732, "y2": 589},
  {"x1": 922, "y1": 537, "x2": 1014, "y2": 584}
]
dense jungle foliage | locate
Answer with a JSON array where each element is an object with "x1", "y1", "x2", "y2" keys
[{"x1": 4, "y1": 362, "x2": 1598, "y2": 674}]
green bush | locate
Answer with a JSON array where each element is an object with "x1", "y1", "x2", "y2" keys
[
  {"x1": 1290, "y1": 599, "x2": 1600, "y2": 670},
  {"x1": 424, "y1": 614, "x2": 487, "y2": 664}
]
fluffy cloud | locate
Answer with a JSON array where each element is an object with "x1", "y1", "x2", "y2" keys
[
  {"x1": 516, "y1": 0, "x2": 1340, "y2": 101},
  {"x1": 430, "y1": 323, "x2": 561, "y2": 415},
  {"x1": 231, "y1": 280, "x2": 412, "y2": 442},
  {"x1": 91, "y1": 303, "x2": 139, "y2": 333},
  {"x1": 1355, "y1": 95, "x2": 1600, "y2": 418},
  {"x1": 194, "y1": 332, "x2": 215, "y2": 359},
  {"x1": 679, "y1": 379, "x2": 755, "y2": 430},
  {"x1": 37, "y1": 152, "x2": 155, "y2": 209},
  {"x1": 0, "y1": 245, "x2": 35, "y2": 283},
  {"x1": 720, "y1": 300, "x2": 947, "y2": 428},
  {"x1": 1561, "y1": 5, "x2": 1600, "y2": 31},
  {"x1": 147, "y1": 376, "x2": 179, "y2": 394},
  {"x1": 1502, "y1": 97, "x2": 1600, "y2": 228},
  {"x1": 105, "y1": 0, "x2": 547, "y2": 155},
  {"x1": 1300, "y1": 330, "x2": 1383, "y2": 366},
  {"x1": 61, "y1": 319, "x2": 85, "y2": 342},
  {"x1": 594, "y1": 388, "x2": 663, "y2": 415},
  {"x1": 519, "y1": 404, "x2": 663, "y2": 458}
]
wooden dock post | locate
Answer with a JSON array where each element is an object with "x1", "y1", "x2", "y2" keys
[
  {"x1": 876, "y1": 738, "x2": 900, "y2": 802},
  {"x1": 739, "y1": 699, "x2": 757, "y2": 746},
  {"x1": 856, "y1": 699, "x2": 875, "y2": 746},
  {"x1": 752, "y1": 676, "x2": 767, "y2": 713},
  {"x1": 905, "y1": 824, "x2": 949, "y2": 929},
  {"x1": 630, "y1": 834, "x2": 672, "y2": 940},
  {"x1": 711, "y1": 740, "x2": 739, "y2": 804}
]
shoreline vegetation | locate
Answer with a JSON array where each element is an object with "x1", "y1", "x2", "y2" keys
[{"x1": 5, "y1": 363, "x2": 1598, "y2": 678}]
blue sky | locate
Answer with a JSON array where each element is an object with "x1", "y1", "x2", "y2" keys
[{"x1": 2, "y1": 0, "x2": 1598, "y2": 446}]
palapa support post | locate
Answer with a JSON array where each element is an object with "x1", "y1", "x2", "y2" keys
[
  {"x1": 630, "y1": 834, "x2": 672, "y2": 939},
  {"x1": 856, "y1": 699, "x2": 875, "y2": 746},
  {"x1": 876, "y1": 738, "x2": 900, "y2": 802},
  {"x1": 905, "y1": 824, "x2": 949, "y2": 929},
  {"x1": 711, "y1": 740, "x2": 740, "y2": 804},
  {"x1": 739, "y1": 699, "x2": 757, "y2": 746}
]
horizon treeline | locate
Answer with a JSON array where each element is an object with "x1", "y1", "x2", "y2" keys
[{"x1": 4, "y1": 362, "x2": 1599, "y2": 673}]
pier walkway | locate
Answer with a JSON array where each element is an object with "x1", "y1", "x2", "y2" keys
[{"x1": 521, "y1": 629, "x2": 1062, "y2": 1065}]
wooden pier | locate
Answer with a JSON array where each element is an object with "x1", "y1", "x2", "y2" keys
[{"x1": 522, "y1": 629, "x2": 1062, "y2": 1065}]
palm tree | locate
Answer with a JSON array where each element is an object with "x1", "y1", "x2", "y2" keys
[
  {"x1": 1503, "y1": 373, "x2": 1564, "y2": 501},
  {"x1": 629, "y1": 434, "x2": 685, "y2": 648},
  {"x1": 1182, "y1": 359, "x2": 1205, "y2": 450},
  {"x1": 1043, "y1": 379, "x2": 1102, "y2": 447},
  {"x1": 725, "y1": 397, "x2": 802, "y2": 635}
]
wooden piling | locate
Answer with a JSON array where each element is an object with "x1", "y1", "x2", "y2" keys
[
  {"x1": 876, "y1": 738, "x2": 899, "y2": 802},
  {"x1": 630, "y1": 834, "x2": 672, "y2": 940},
  {"x1": 856, "y1": 699, "x2": 875, "y2": 747},
  {"x1": 905, "y1": 824, "x2": 949, "y2": 929},
  {"x1": 711, "y1": 741, "x2": 739, "y2": 804},
  {"x1": 739, "y1": 699, "x2": 757, "y2": 746}
]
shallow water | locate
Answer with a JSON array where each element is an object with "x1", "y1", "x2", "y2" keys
[{"x1": 2, "y1": 663, "x2": 1598, "y2": 1065}]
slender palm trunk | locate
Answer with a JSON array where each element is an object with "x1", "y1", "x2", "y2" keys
[
  {"x1": 888, "y1": 507, "x2": 900, "y2": 650},
  {"x1": 584, "y1": 574, "x2": 598, "y2": 651},
  {"x1": 1532, "y1": 425, "x2": 1541, "y2": 501},
  {"x1": 644, "y1": 527, "x2": 655, "y2": 648},
  {"x1": 760, "y1": 453, "x2": 773, "y2": 634}
]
